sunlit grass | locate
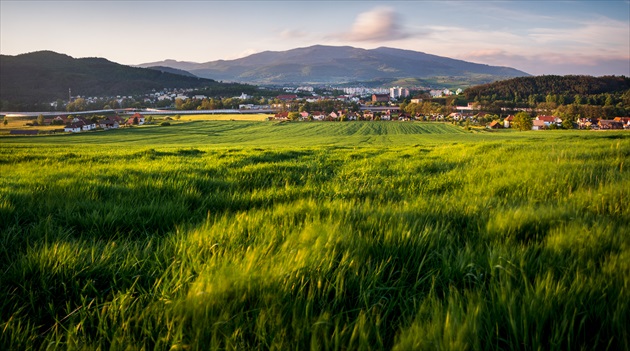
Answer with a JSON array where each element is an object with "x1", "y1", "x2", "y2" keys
[
  {"x1": 0, "y1": 124, "x2": 628, "y2": 350},
  {"x1": 172, "y1": 113, "x2": 271, "y2": 121}
]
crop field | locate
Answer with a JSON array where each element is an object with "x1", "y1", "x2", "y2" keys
[
  {"x1": 1, "y1": 121, "x2": 628, "y2": 350},
  {"x1": 171, "y1": 114, "x2": 271, "y2": 122}
]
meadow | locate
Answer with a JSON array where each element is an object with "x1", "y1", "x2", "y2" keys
[{"x1": 1, "y1": 121, "x2": 628, "y2": 350}]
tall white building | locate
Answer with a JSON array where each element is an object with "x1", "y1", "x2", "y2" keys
[{"x1": 389, "y1": 86, "x2": 410, "y2": 100}]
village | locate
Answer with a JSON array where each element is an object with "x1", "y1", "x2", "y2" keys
[{"x1": 3, "y1": 84, "x2": 629, "y2": 135}]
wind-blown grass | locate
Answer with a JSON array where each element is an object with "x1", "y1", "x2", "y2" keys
[{"x1": 1, "y1": 122, "x2": 628, "y2": 350}]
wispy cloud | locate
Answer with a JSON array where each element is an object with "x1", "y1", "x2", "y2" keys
[
  {"x1": 341, "y1": 7, "x2": 413, "y2": 42},
  {"x1": 280, "y1": 29, "x2": 308, "y2": 40}
]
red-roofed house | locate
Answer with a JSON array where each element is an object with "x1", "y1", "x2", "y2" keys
[
  {"x1": 488, "y1": 120, "x2": 503, "y2": 129},
  {"x1": 536, "y1": 115, "x2": 562, "y2": 127},
  {"x1": 532, "y1": 120, "x2": 546, "y2": 130},
  {"x1": 277, "y1": 95, "x2": 298, "y2": 101},
  {"x1": 126, "y1": 113, "x2": 145, "y2": 126}
]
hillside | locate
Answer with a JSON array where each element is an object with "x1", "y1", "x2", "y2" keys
[
  {"x1": 138, "y1": 45, "x2": 530, "y2": 85},
  {"x1": 0, "y1": 51, "x2": 248, "y2": 104},
  {"x1": 145, "y1": 66, "x2": 199, "y2": 78},
  {"x1": 464, "y1": 75, "x2": 630, "y2": 101}
]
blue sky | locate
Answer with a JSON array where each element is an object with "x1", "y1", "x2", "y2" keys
[{"x1": 1, "y1": 0, "x2": 629, "y2": 76}]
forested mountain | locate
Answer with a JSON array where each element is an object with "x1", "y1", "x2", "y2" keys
[
  {"x1": 138, "y1": 45, "x2": 529, "y2": 85},
  {"x1": 464, "y1": 75, "x2": 630, "y2": 103},
  {"x1": 0, "y1": 51, "x2": 254, "y2": 107},
  {"x1": 145, "y1": 66, "x2": 199, "y2": 78}
]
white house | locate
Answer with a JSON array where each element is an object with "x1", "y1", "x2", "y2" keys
[
  {"x1": 64, "y1": 123, "x2": 82, "y2": 133},
  {"x1": 99, "y1": 119, "x2": 120, "y2": 129}
]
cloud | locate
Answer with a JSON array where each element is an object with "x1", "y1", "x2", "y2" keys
[
  {"x1": 343, "y1": 7, "x2": 412, "y2": 42},
  {"x1": 460, "y1": 49, "x2": 630, "y2": 76},
  {"x1": 280, "y1": 29, "x2": 308, "y2": 39}
]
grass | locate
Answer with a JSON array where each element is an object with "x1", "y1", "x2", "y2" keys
[{"x1": 0, "y1": 122, "x2": 628, "y2": 350}]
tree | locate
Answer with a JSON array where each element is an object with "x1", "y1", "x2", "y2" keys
[
  {"x1": 562, "y1": 118, "x2": 573, "y2": 129},
  {"x1": 3, "y1": 117, "x2": 7, "y2": 126},
  {"x1": 288, "y1": 112, "x2": 300, "y2": 121},
  {"x1": 512, "y1": 111, "x2": 532, "y2": 131},
  {"x1": 66, "y1": 98, "x2": 86, "y2": 112},
  {"x1": 37, "y1": 114, "x2": 45, "y2": 126}
]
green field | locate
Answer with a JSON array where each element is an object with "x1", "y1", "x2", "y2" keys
[{"x1": 1, "y1": 121, "x2": 628, "y2": 350}]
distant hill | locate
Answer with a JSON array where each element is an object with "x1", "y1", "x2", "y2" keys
[
  {"x1": 464, "y1": 75, "x2": 630, "y2": 101},
  {"x1": 0, "y1": 51, "x2": 229, "y2": 104},
  {"x1": 137, "y1": 45, "x2": 530, "y2": 85},
  {"x1": 145, "y1": 66, "x2": 198, "y2": 78}
]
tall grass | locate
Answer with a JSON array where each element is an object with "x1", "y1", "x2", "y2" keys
[{"x1": 1, "y1": 124, "x2": 628, "y2": 350}]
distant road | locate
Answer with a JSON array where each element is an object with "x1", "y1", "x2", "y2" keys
[{"x1": 2, "y1": 108, "x2": 277, "y2": 118}]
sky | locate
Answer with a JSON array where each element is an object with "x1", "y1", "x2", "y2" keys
[{"x1": 1, "y1": 0, "x2": 629, "y2": 76}]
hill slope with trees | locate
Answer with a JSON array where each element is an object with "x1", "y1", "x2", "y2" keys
[
  {"x1": 464, "y1": 75, "x2": 630, "y2": 104},
  {"x1": 0, "y1": 51, "x2": 257, "y2": 110}
]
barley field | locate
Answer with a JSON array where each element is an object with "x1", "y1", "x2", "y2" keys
[{"x1": 1, "y1": 121, "x2": 628, "y2": 350}]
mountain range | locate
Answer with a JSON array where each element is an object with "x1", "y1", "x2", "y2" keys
[{"x1": 137, "y1": 45, "x2": 530, "y2": 85}]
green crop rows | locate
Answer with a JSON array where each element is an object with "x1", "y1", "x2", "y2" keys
[{"x1": 1, "y1": 121, "x2": 628, "y2": 350}]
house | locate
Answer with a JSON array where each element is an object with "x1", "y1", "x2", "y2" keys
[
  {"x1": 488, "y1": 120, "x2": 503, "y2": 129},
  {"x1": 532, "y1": 120, "x2": 546, "y2": 130},
  {"x1": 277, "y1": 94, "x2": 298, "y2": 101},
  {"x1": 82, "y1": 123, "x2": 96, "y2": 131},
  {"x1": 273, "y1": 112, "x2": 289, "y2": 121},
  {"x1": 536, "y1": 115, "x2": 562, "y2": 127},
  {"x1": 299, "y1": 111, "x2": 309, "y2": 119},
  {"x1": 372, "y1": 94, "x2": 390, "y2": 102},
  {"x1": 429, "y1": 90, "x2": 443, "y2": 98},
  {"x1": 125, "y1": 113, "x2": 145, "y2": 126},
  {"x1": 329, "y1": 111, "x2": 339, "y2": 120},
  {"x1": 504, "y1": 115, "x2": 515, "y2": 128},
  {"x1": 311, "y1": 111, "x2": 326, "y2": 121},
  {"x1": 111, "y1": 115, "x2": 124, "y2": 124},
  {"x1": 449, "y1": 112, "x2": 463, "y2": 121},
  {"x1": 64, "y1": 123, "x2": 83, "y2": 133},
  {"x1": 398, "y1": 113, "x2": 412, "y2": 121},
  {"x1": 578, "y1": 117, "x2": 598, "y2": 129},
  {"x1": 598, "y1": 120, "x2": 624, "y2": 130},
  {"x1": 613, "y1": 117, "x2": 630, "y2": 128},
  {"x1": 99, "y1": 119, "x2": 120, "y2": 129}
]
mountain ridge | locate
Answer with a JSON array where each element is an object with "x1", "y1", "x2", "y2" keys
[{"x1": 137, "y1": 45, "x2": 530, "y2": 85}]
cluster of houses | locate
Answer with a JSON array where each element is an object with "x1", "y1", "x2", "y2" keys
[
  {"x1": 577, "y1": 117, "x2": 630, "y2": 130},
  {"x1": 63, "y1": 113, "x2": 145, "y2": 133},
  {"x1": 270, "y1": 110, "x2": 416, "y2": 122},
  {"x1": 492, "y1": 115, "x2": 630, "y2": 130},
  {"x1": 269, "y1": 109, "x2": 630, "y2": 130}
]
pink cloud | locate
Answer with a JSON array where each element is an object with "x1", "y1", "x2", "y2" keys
[{"x1": 343, "y1": 7, "x2": 412, "y2": 42}]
